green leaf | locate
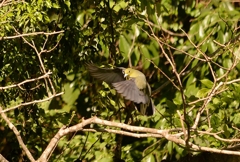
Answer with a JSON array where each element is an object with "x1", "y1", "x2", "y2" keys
[
  {"x1": 173, "y1": 92, "x2": 183, "y2": 105},
  {"x1": 119, "y1": 35, "x2": 130, "y2": 60},
  {"x1": 196, "y1": 88, "x2": 211, "y2": 98},
  {"x1": 166, "y1": 100, "x2": 177, "y2": 113},
  {"x1": 132, "y1": 46, "x2": 141, "y2": 66},
  {"x1": 36, "y1": 12, "x2": 43, "y2": 21},
  {"x1": 167, "y1": 141, "x2": 173, "y2": 155},
  {"x1": 45, "y1": 0, "x2": 52, "y2": 8},
  {"x1": 189, "y1": 23, "x2": 199, "y2": 40},
  {"x1": 175, "y1": 145, "x2": 184, "y2": 155},
  {"x1": 144, "y1": 154, "x2": 155, "y2": 162},
  {"x1": 218, "y1": 21, "x2": 226, "y2": 31},
  {"x1": 223, "y1": 124, "x2": 230, "y2": 138},
  {"x1": 148, "y1": 41, "x2": 160, "y2": 66},
  {"x1": 62, "y1": 82, "x2": 80, "y2": 112},
  {"x1": 217, "y1": 30, "x2": 224, "y2": 44},
  {"x1": 202, "y1": 15, "x2": 212, "y2": 28},
  {"x1": 140, "y1": 45, "x2": 151, "y2": 69},
  {"x1": 198, "y1": 24, "x2": 204, "y2": 39},
  {"x1": 201, "y1": 42, "x2": 208, "y2": 53},
  {"x1": 53, "y1": 3, "x2": 60, "y2": 9},
  {"x1": 207, "y1": 40, "x2": 217, "y2": 53},
  {"x1": 200, "y1": 79, "x2": 214, "y2": 88},
  {"x1": 185, "y1": 84, "x2": 199, "y2": 98},
  {"x1": 64, "y1": 0, "x2": 71, "y2": 10},
  {"x1": 223, "y1": 58, "x2": 232, "y2": 68}
]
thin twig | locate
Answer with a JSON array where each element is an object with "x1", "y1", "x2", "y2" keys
[
  {"x1": 0, "y1": 71, "x2": 52, "y2": 90},
  {"x1": 0, "y1": 106, "x2": 35, "y2": 162},
  {"x1": 0, "y1": 92, "x2": 63, "y2": 113}
]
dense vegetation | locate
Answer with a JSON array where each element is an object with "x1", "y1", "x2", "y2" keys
[{"x1": 0, "y1": 0, "x2": 240, "y2": 161}]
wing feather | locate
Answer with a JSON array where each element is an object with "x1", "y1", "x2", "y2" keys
[
  {"x1": 112, "y1": 80, "x2": 149, "y2": 104},
  {"x1": 86, "y1": 63, "x2": 125, "y2": 84}
]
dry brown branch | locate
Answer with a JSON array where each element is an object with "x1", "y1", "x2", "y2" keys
[
  {"x1": 0, "y1": 71, "x2": 52, "y2": 90},
  {"x1": 37, "y1": 116, "x2": 240, "y2": 162},
  {"x1": 192, "y1": 82, "x2": 223, "y2": 129},
  {"x1": 0, "y1": 92, "x2": 63, "y2": 113},
  {"x1": 181, "y1": 29, "x2": 217, "y2": 82},
  {"x1": 37, "y1": 117, "x2": 172, "y2": 161},
  {"x1": 177, "y1": 110, "x2": 187, "y2": 140},
  {"x1": 0, "y1": 0, "x2": 8, "y2": 8},
  {"x1": 127, "y1": 28, "x2": 137, "y2": 67},
  {"x1": 82, "y1": 128, "x2": 163, "y2": 138},
  {"x1": 12, "y1": 27, "x2": 61, "y2": 96},
  {"x1": 147, "y1": 59, "x2": 180, "y2": 91},
  {"x1": 0, "y1": 30, "x2": 64, "y2": 40},
  {"x1": 0, "y1": 0, "x2": 24, "y2": 8},
  {"x1": 140, "y1": 20, "x2": 207, "y2": 62},
  {"x1": 0, "y1": 106, "x2": 35, "y2": 162},
  {"x1": 140, "y1": 15, "x2": 185, "y2": 37},
  {"x1": 197, "y1": 130, "x2": 240, "y2": 143},
  {"x1": 144, "y1": 16, "x2": 192, "y2": 144},
  {"x1": 0, "y1": 154, "x2": 9, "y2": 162}
]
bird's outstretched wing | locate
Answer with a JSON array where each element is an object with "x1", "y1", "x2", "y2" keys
[
  {"x1": 112, "y1": 80, "x2": 149, "y2": 104},
  {"x1": 86, "y1": 63, "x2": 125, "y2": 84}
]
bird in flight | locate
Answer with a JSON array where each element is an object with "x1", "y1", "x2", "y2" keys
[{"x1": 86, "y1": 63, "x2": 155, "y2": 116}]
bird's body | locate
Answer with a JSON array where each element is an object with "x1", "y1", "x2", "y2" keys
[
  {"x1": 125, "y1": 68, "x2": 147, "y2": 90},
  {"x1": 87, "y1": 64, "x2": 155, "y2": 116}
]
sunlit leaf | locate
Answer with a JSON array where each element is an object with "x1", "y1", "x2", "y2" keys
[{"x1": 200, "y1": 79, "x2": 214, "y2": 88}]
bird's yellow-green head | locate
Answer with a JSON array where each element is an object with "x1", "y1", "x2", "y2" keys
[
  {"x1": 123, "y1": 68, "x2": 145, "y2": 78},
  {"x1": 123, "y1": 68, "x2": 147, "y2": 90}
]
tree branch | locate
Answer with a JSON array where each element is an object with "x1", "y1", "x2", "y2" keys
[{"x1": 0, "y1": 107, "x2": 35, "y2": 162}]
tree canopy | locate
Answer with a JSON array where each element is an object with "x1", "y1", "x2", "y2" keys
[{"x1": 1, "y1": 0, "x2": 240, "y2": 161}]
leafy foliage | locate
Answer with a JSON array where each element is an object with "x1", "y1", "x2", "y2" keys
[{"x1": 1, "y1": 0, "x2": 240, "y2": 161}]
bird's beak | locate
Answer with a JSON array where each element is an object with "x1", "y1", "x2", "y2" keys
[{"x1": 124, "y1": 73, "x2": 128, "y2": 78}]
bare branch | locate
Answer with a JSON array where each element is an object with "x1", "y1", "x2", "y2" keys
[
  {"x1": 37, "y1": 116, "x2": 240, "y2": 162},
  {"x1": 0, "y1": 30, "x2": 64, "y2": 40},
  {"x1": 12, "y1": 27, "x2": 58, "y2": 96},
  {"x1": 0, "y1": 71, "x2": 52, "y2": 90},
  {"x1": 192, "y1": 82, "x2": 223, "y2": 129},
  {"x1": 82, "y1": 128, "x2": 163, "y2": 138},
  {"x1": 0, "y1": 154, "x2": 9, "y2": 162},
  {"x1": 0, "y1": 92, "x2": 63, "y2": 113},
  {"x1": 0, "y1": 106, "x2": 35, "y2": 162}
]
